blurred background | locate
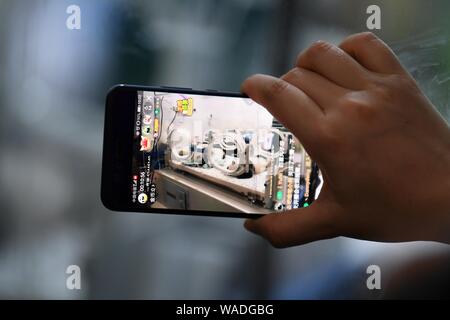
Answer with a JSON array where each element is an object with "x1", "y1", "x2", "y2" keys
[{"x1": 0, "y1": 0, "x2": 449, "y2": 299}]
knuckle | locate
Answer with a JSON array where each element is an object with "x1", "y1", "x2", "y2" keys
[
  {"x1": 308, "y1": 40, "x2": 333, "y2": 56},
  {"x1": 338, "y1": 92, "x2": 378, "y2": 126},
  {"x1": 370, "y1": 76, "x2": 399, "y2": 103},
  {"x1": 341, "y1": 32, "x2": 378, "y2": 49},
  {"x1": 280, "y1": 70, "x2": 294, "y2": 84},
  {"x1": 282, "y1": 68, "x2": 308, "y2": 89},
  {"x1": 282, "y1": 68, "x2": 301, "y2": 83},
  {"x1": 340, "y1": 92, "x2": 373, "y2": 110},
  {"x1": 370, "y1": 74, "x2": 422, "y2": 109},
  {"x1": 389, "y1": 73, "x2": 420, "y2": 93},
  {"x1": 298, "y1": 40, "x2": 334, "y2": 66},
  {"x1": 356, "y1": 31, "x2": 377, "y2": 43},
  {"x1": 267, "y1": 78, "x2": 289, "y2": 97}
]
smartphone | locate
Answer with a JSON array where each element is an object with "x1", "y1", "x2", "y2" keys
[{"x1": 101, "y1": 84, "x2": 322, "y2": 218}]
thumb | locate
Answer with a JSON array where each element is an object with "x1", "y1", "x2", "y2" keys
[{"x1": 244, "y1": 201, "x2": 340, "y2": 248}]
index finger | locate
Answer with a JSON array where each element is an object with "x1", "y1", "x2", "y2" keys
[{"x1": 241, "y1": 74, "x2": 324, "y2": 149}]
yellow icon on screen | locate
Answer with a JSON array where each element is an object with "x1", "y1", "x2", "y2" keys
[
  {"x1": 154, "y1": 118, "x2": 159, "y2": 133},
  {"x1": 177, "y1": 98, "x2": 193, "y2": 116}
]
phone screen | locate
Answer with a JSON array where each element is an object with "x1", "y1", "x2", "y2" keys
[{"x1": 130, "y1": 90, "x2": 322, "y2": 214}]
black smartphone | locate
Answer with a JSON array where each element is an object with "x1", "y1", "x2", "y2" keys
[{"x1": 101, "y1": 84, "x2": 322, "y2": 218}]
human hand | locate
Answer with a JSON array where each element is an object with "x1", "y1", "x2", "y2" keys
[{"x1": 242, "y1": 32, "x2": 450, "y2": 247}]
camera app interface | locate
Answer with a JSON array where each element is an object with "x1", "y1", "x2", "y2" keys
[{"x1": 131, "y1": 91, "x2": 322, "y2": 214}]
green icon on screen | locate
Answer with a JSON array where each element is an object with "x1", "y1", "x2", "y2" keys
[{"x1": 276, "y1": 191, "x2": 283, "y2": 200}]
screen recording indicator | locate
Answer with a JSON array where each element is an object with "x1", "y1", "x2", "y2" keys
[{"x1": 131, "y1": 91, "x2": 322, "y2": 214}]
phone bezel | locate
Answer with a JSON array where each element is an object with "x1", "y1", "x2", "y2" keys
[{"x1": 101, "y1": 84, "x2": 264, "y2": 219}]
